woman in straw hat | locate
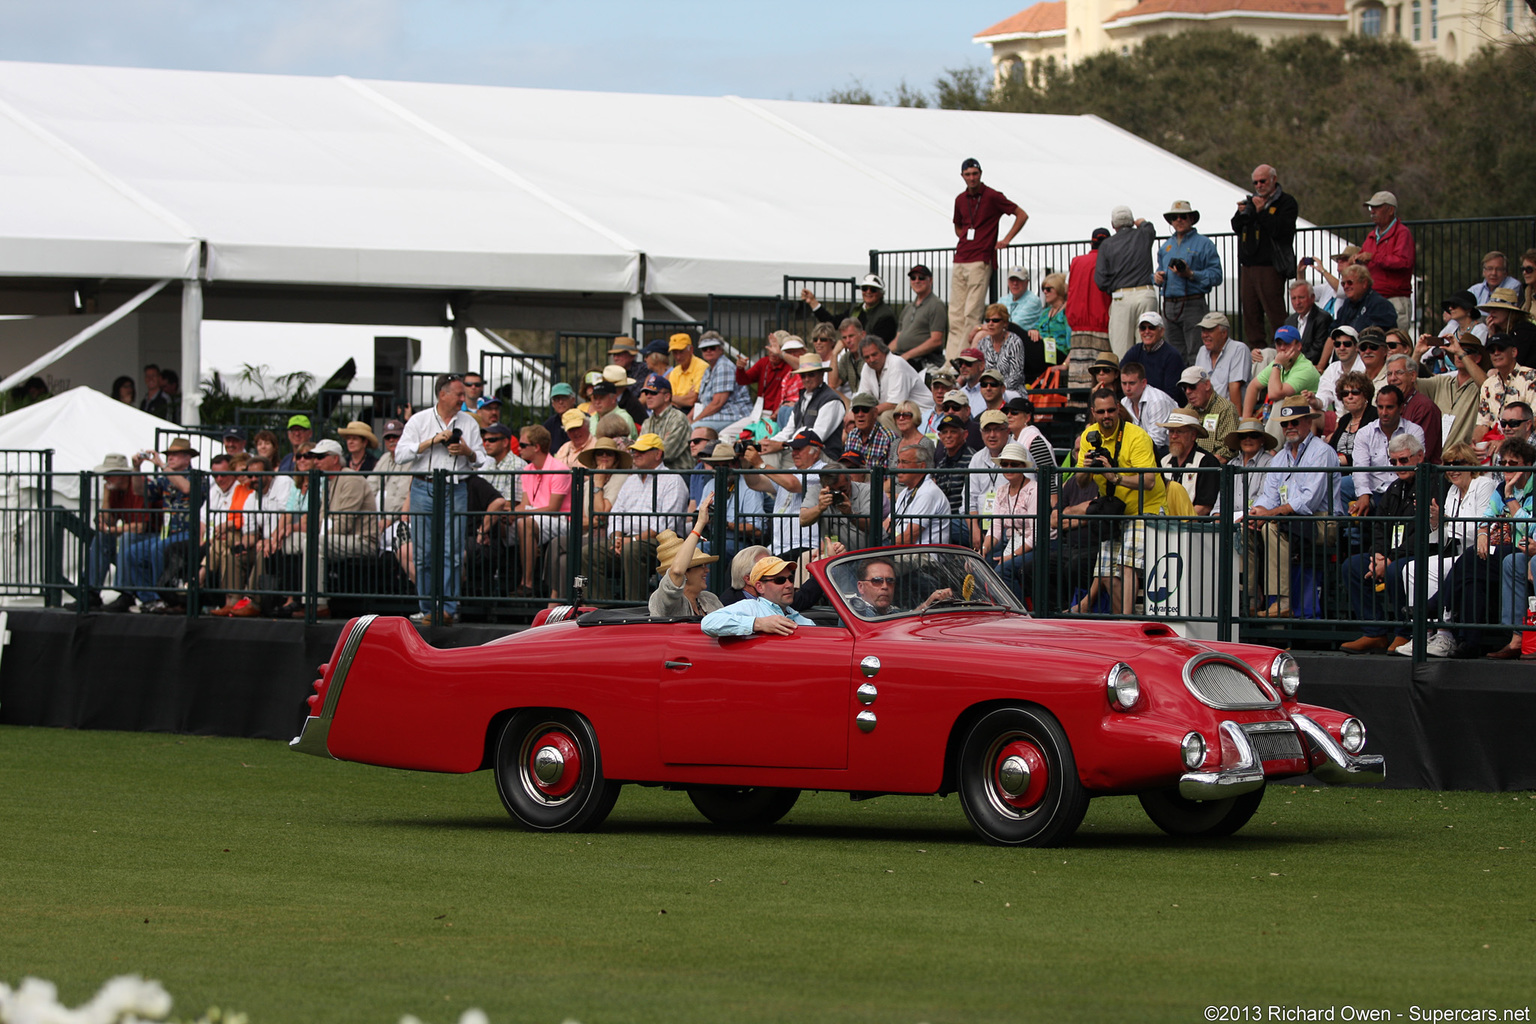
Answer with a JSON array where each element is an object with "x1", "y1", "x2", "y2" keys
[
  {"x1": 979, "y1": 441, "x2": 1036, "y2": 599},
  {"x1": 337, "y1": 420, "x2": 379, "y2": 473},
  {"x1": 649, "y1": 496, "x2": 724, "y2": 618},
  {"x1": 1223, "y1": 417, "x2": 1280, "y2": 516}
]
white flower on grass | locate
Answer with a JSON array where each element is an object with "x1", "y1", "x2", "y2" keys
[{"x1": 81, "y1": 976, "x2": 172, "y2": 1024}]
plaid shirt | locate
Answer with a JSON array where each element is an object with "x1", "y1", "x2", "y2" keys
[
  {"x1": 700, "y1": 355, "x2": 753, "y2": 422},
  {"x1": 843, "y1": 423, "x2": 898, "y2": 468}
]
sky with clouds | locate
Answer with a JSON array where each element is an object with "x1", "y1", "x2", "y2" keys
[{"x1": 0, "y1": 0, "x2": 1012, "y2": 102}]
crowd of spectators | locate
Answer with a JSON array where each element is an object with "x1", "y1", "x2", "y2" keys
[{"x1": 53, "y1": 163, "x2": 1536, "y2": 657}]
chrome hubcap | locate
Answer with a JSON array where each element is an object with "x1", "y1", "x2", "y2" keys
[
  {"x1": 998, "y1": 755, "x2": 1030, "y2": 797},
  {"x1": 533, "y1": 745, "x2": 565, "y2": 785}
]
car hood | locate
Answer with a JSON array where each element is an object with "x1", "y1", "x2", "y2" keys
[{"x1": 907, "y1": 613, "x2": 1213, "y2": 661}]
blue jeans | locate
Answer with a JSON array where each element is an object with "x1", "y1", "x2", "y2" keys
[
  {"x1": 121, "y1": 531, "x2": 190, "y2": 603},
  {"x1": 410, "y1": 478, "x2": 468, "y2": 617},
  {"x1": 1499, "y1": 550, "x2": 1532, "y2": 626},
  {"x1": 993, "y1": 549, "x2": 1035, "y2": 601},
  {"x1": 86, "y1": 532, "x2": 127, "y2": 588},
  {"x1": 1343, "y1": 551, "x2": 1411, "y2": 638}
]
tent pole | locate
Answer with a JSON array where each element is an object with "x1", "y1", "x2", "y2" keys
[
  {"x1": 448, "y1": 299, "x2": 469, "y2": 374},
  {"x1": 180, "y1": 279, "x2": 202, "y2": 426},
  {"x1": 622, "y1": 292, "x2": 644, "y2": 336},
  {"x1": 0, "y1": 279, "x2": 170, "y2": 395}
]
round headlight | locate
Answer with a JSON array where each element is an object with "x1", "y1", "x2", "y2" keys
[
  {"x1": 1106, "y1": 663, "x2": 1140, "y2": 711},
  {"x1": 1339, "y1": 717, "x2": 1366, "y2": 754},
  {"x1": 1181, "y1": 731, "x2": 1207, "y2": 770},
  {"x1": 1271, "y1": 652, "x2": 1301, "y2": 699}
]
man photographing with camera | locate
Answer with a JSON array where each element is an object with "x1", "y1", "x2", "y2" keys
[{"x1": 1072, "y1": 390, "x2": 1166, "y2": 614}]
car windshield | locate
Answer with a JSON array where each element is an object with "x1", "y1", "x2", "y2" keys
[{"x1": 825, "y1": 547, "x2": 1025, "y2": 621}]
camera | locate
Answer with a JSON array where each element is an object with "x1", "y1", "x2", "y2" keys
[
  {"x1": 733, "y1": 437, "x2": 760, "y2": 458},
  {"x1": 1084, "y1": 430, "x2": 1113, "y2": 466},
  {"x1": 446, "y1": 427, "x2": 462, "y2": 446},
  {"x1": 1169, "y1": 258, "x2": 1187, "y2": 274},
  {"x1": 136, "y1": 450, "x2": 154, "y2": 461}
]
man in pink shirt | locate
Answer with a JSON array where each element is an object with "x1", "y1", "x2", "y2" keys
[
  {"x1": 1356, "y1": 191, "x2": 1416, "y2": 333},
  {"x1": 514, "y1": 424, "x2": 571, "y2": 598}
]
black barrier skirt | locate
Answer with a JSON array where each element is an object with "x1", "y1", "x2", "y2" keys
[
  {"x1": 2, "y1": 610, "x2": 1533, "y2": 791},
  {"x1": 0, "y1": 610, "x2": 516, "y2": 742}
]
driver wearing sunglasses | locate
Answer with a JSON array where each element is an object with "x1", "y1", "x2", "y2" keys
[{"x1": 701, "y1": 554, "x2": 814, "y2": 637}]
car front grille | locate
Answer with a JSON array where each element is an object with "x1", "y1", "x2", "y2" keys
[
  {"x1": 1242, "y1": 723, "x2": 1305, "y2": 762},
  {"x1": 1184, "y1": 656, "x2": 1279, "y2": 710}
]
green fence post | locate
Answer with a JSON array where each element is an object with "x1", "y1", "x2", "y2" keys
[
  {"x1": 1217, "y1": 462, "x2": 1235, "y2": 643},
  {"x1": 431, "y1": 469, "x2": 446, "y2": 623},
  {"x1": 867, "y1": 465, "x2": 886, "y2": 549},
  {"x1": 567, "y1": 466, "x2": 586, "y2": 604},
  {"x1": 1411, "y1": 466, "x2": 1431, "y2": 663},
  {"x1": 304, "y1": 468, "x2": 321, "y2": 624}
]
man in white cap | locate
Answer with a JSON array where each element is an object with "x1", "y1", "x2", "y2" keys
[
  {"x1": 1094, "y1": 206, "x2": 1158, "y2": 358},
  {"x1": 1155, "y1": 199, "x2": 1222, "y2": 363},
  {"x1": 803, "y1": 275, "x2": 898, "y2": 344},
  {"x1": 1356, "y1": 190, "x2": 1416, "y2": 332},
  {"x1": 1120, "y1": 310, "x2": 1186, "y2": 398},
  {"x1": 1177, "y1": 366, "x2": 1238, "y2": 461},
  {"x1": 700, "y1": 554, "x2": 813, "y2": 637},
  {"x1": 948, "y1": 157, "x2": 1028, "y2": 360},
  {"x1": 1003, "y1": 266, "x2": 1042, "y2": 333},
  {"x1": 1158, "y1": 410, "x2": 1219, "y2": 516},
  {"x1": 690, "y1": 331, "x2": 753, "y2": 432}
]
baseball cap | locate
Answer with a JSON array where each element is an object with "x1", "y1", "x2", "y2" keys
[
  {"x1": 286, "y1": 415, "x2": 311, "y2": 430},
  {"x1": 979, "y1": 410, "x2": 1008, "y2": 429},
  {"x1": 222, "y1": 428, "x2": 246, "y2": 442},
  {"x1": 641, "y1": 372, "x2": 672, "y2": 392},
  {"x1": 1006, "y1": 267, "x2": 1030, "y2": 282},
  {"x1": 850, "y1": 391, "x2": 878, "y2": 410},
  {"x1": 978, "y1": 368, "x2": 1005, "y2": 384},
  {"x1": 477, "y1": 395, "x2": 502, "y2": 408},
  {"x1": 668, "y1": 333, "x2": 694, "y2": 352},
  {"x1": 747, "y1": 555, "x2": 794, "y2": 585},
  {"x1": 484, "y1": 423, "x2": 512, "y2": 439},
  {"x1": 630, "y1": 432, "x2": 665, "y2": 453},
  {"x1": 1003, "y1": 396, "x2": 1034, "y2": 415},
  {"x1": 310, "y1": 439, "x2": 344, "y2": 458},
  {"x1": 1137, "y1": 311, "x2": 1164, "y2": 328},
  {"x1": 1364, "y1": 190, "x2": 1398, "y2": 209},
  {"x1": 561, "y1": 409, "x2": 587, "y2": 430},
  {"x1": 937, "y1": 414, "x2": 967, "y2": 432},
  {"x1": 1273, "y1": 325, "x2": 1302, "y2": 345},
  {"x1": 941, "y1": 390, "x2": 969, "y2": 408},
  {"x1": 1329, "y1": 325, "x2": 1360, "y2": 340},
  {"x1": 550, "y1": 382, "x2": 575, "y2": 399},
  {"x1": 381, "y1": 419, "x2": 404, "y2": 437},
  {"x1": 955, "y1": 348, "x2": 984, "y2": 363},
  {"x1": 1177, "y1": 366, "x2": 1209, "y2": 387},
  {"x1": 788, "y1": 429, "x2": 824, "y2": 450},
  {"x1": 1197, "y1": 311, "x2": 1231, "y2": 330},
  {"x1": 591, "y1": 380, "x2": 617, "y2": 396}
]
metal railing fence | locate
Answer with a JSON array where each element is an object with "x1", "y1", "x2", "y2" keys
[
  {"x1": 9, "y1": 459, "x2": 1534, "y2": 659},
  {"x1": 872, "y1": 216, "x2": 1536, "y2": 345}
]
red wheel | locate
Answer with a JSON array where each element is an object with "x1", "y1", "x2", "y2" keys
[
  {"x1": 957, "y1": 706, "x2": 1088, "y2": 847},
  {"x1": 494, "y1": 711, "x2": 620, "y2": 831}
]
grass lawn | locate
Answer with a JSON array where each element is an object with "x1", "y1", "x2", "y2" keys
[{"x1": 1, "y1": 725, "x2": 1532, "y2": 1024}]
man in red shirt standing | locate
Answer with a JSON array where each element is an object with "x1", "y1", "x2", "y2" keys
[
  {"x1": 1356, "y1": 190, "x2": 1416, "y2": 334},
  {"x1": 948, "y1": 158, "x2": 1028, "y2": 364},
  {"x1": 1066, "y1": 227, "x2": 1113, "y2": 387}
]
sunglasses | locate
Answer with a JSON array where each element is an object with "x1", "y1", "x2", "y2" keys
[
  {"x1": 894, "y1": 411, "x2": 914, "y2": 417},
  {"x1": 463, "y1": 380, "x2": 485, "y2": 388},
  {"x1": 1138, "y1": 325, "x2": 1159, "y2": 332},
  {"x1": 1041, "y1": 286, "x2": 1056, "y2": 293},
  {"x1": 1335, "y1": 339, "x2": 1357, "y2": 347},
  {"x1": 1524, "y1": 265, "x2": 1536, "y2": 274},
  {"x1": 909, "y1": 273, "x2": 930, "y2": 281},
  {"x1": 689, "y1": 437, "x2": 712, "y2": 445},
  {"x1": 980, "y1": 380, "x2": 1002, "y2": 387},
  {"x1": 1388, "y1": 457, "x2": 1417, "y2": 466},
  {"x1": 999, "y1": 461, "x2": 1027, "y2": 469},
  {"x1": 1358, "y1": 342, "x2": 1384, "y2": 351},
  {"x1": 1500, "y1": 419, "x2": 1529, "y2": 430},
  {"x1": 640, "y1": 389, "x2": 659, "y2": 396},
  {"x1": 984, "y1": 317, "x2": 1006, "y2": 323},
  {"x1": 860, "y1": 286, "x2": 880, "y2": 293},
  {"x1": 759, "y1": 573, "x2": 795, "y2": 585},
  {"x1": 862, "y1": 575, "x2": 896, "y2": 586},
  {"x1": 1339, "y1": 388, "x2": 1364, "y2": 397}
]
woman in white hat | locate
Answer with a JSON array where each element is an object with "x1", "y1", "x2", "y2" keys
[
  {"x1": 649, "y1": 496, "x2": 724, "y2": 618},
  {"x1": 979, "y1": 441, "x2": 1036, "y2": 599}
]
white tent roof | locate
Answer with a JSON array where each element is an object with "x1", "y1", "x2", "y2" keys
[
  {"x1": 0, "y1": 59, "x2": 1279, "y2": 298},
  {"x1": 0, "y1": 386, "x2": 175, "y2": 498}
]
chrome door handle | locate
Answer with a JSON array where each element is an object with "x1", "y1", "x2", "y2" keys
[{"x1": 664, "y1": 660, "x2": 692, "y2": 670}]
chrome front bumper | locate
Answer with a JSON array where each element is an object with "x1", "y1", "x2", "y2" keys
[
  {"x1": 289, "y1": 614, "x2": 376, "y2": 759},
  {"x1": 1177, "y1": 714, "x2": 1386, "y2": 800},
  {"x1": 1178, "y1": 720, "x2": 1265, "y2": 800},
  {"x1": 1292, "y1": 712, "x2": 1386, "y2": 786}
]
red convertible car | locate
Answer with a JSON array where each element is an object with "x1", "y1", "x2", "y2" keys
[{"x1": 292, "y1": 546, "x2": 1384, "y2": 846}]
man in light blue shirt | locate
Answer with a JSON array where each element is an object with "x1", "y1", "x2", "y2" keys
[
  {"x1": 1155, "y1": 200, "x2": 1223, "y2": 364},
  {"x1": 701, "y1": 555, "x2": 814, "y2": 637},
  {"x1": 1243, "y1": 401, "x2": 1341, "y2": 616}
]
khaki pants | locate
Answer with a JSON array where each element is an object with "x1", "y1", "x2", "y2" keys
[
  {"x1": 1245, "y1": 516, "x2": 1337, "y2": 613},
  {"x1": 1107, "y1": 287, "x2": 1157, "y2": 358},
  {"x1": 1387, "y1": 295, "x2": 1413, "y2": 333},
  {"x1": 207, "y1": 534, "x2": 255, "y2": 595},
  {"x1": 947, "y1": 261, "x2": 992, "y2": 361}
]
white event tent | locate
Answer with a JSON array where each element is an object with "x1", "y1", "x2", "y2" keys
[{"x1": 0, "y1": 59, "x2": 1300, "y2": 421}]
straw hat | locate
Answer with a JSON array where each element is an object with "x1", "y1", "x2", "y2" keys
[
  {"x1": 654, "y1": 530, "x2": 718, "y2": 572},
  {"x1": 1222, "y1": 418, "x2": 1279, "y2": 452},
  {"x1": 1156, "y1": 408, "x2": 1209, "y2": 439},
  {"x1": 336, "y1": 420, "x2": 379, "y2": 447},
  {"x1": 163, "y1": 437, "x2": 200, "y2": 457},
  {"x1": 576, "y1": 436, "x2": 633, "y2": 469},
  {"x1": 94, "y1": 453, "x2": 131, "y2": 474},
  {"x1": 1478, "y1": 287, "x2": 1524, "y2": 315}
]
